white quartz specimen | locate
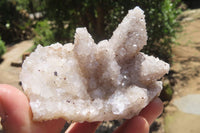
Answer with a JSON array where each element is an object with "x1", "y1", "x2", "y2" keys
[{"x1": 20, "y1": 7, "x2": 169, "y2": 122}]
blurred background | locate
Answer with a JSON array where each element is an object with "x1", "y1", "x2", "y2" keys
[{"x1": 0, "y1": 0, "x2": 200, "y2": 132}]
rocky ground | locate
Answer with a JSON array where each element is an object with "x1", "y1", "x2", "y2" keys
[
  {"x1": 164, "y1": 9, "x2": 200, "y2": 133},
  {"x1": 158, "y1": 9, "x2": 200, "y2": 133},
  {"x1": 0, "y1": 9, "x2": 200, "y2": 133}
]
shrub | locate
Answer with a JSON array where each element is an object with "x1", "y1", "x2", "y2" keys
[
  {"x1": 41, "y1": 0, "x2": 181, "y2": 63},
  {"x1": 105, "y1": 0, "x2": 181, "y2": 63},
  {"x1": 160, "y1": 83, "x2": 173, "y2": 101},
  {"x1": 140, "y1": 0, "x2": 181, "y2": 63},
  {"x1": 16, "y1": 0, "x2": 45, "y2": 13},
  {"x1": 0, "y1": 0, "x2": 32, "y2": 43},
  {"x1": 33, "y1": 20, "x2": 55, "y2": 47},
  {"x1": 0, "y1": 36, "x2": 6, "y2": 58}
]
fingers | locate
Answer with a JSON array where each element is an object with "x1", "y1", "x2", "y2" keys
[
  {"x1": 0, "y1": 83, "x2": 163, "y2": 133},
  {"x1": 139, "y1": 97, "x2": 163, "y2": 125},
  {"x1": 0, "y1": 84, "x2": 31, "y2": 132},
  {"x1": 113, "y1": 97, "x2": 163, "y2": 133},
  {"x1": 0, "y1": 84, "x2": 66, "y2": 133},
  {"x1": 33, "y1": 118, "x2": 66, "y2": 133},
  {"x1": 113, "y1": 116, "x2": 149, "y2": 133},
  {"x1": 56, "y1": 98, "x2": 162, "y2": 133},
  {"x1": 65, "y1": 121, "x2": 100, "y2": 133}
]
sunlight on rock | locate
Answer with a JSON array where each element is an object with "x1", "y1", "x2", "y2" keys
[{"x1": 20, "y1": 7, "x2": 169, "y2": 122}]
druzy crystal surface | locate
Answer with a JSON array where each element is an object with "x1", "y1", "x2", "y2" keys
[{"x1": 20, "y1": 7, "x2": 169, "y2": 122}]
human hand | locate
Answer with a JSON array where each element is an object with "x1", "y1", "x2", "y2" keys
[{"x1": 0, "y1": 84, "x2": 163, "y2": 133}]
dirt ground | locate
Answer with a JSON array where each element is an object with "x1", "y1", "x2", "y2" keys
[
  {"x1": 0, "y1": 40, "x2": 33, "y2": 88},
  {"x1": 163, "y1": 9, "x2": 200, "y2": 133}
]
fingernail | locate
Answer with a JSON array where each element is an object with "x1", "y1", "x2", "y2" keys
[{"x1": 152, "y1": 97, "x2": 162, "y2": 104}]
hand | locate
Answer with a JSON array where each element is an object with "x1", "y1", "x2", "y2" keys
[{"x1": 0, "y1": 84, "x2": 163, "y2": 133}]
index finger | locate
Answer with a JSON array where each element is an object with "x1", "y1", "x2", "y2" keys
[{"x1": 139, "y1": 97, "x2": 163, "y2": 125}]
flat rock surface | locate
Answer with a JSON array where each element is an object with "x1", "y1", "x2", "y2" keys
[{"x1": 173, "y1": 94, "x2": 200, "y2": 115}]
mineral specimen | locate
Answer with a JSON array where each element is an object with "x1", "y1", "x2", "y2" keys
[{"x1": 20, "y1": 7, "x2": 169, "y2": 122}]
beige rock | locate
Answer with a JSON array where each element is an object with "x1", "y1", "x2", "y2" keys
[{"x1": 20, "y1": 7, "x2": 169, "y2": 122}]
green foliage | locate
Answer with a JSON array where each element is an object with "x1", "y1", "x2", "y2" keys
[
  {"x1": 0, "y1": 36, "x2": 6, "y2": 58},
  {"x1": 160, "y1": 83, "x2": 173, "y2": 101},
  {"x1": 0, "y1": 0, "x2": 32, "y2": 43},
  {"x1": 33, "y1": 20, "x2": 55, "y2": 47},
  {"x1": 104, "y1": 0, "x2": 181, "y2": 63},
  {"x1": 43, "y1": 0, "x2": 126, "y2": 42},
  {"x1": 15, "y1": 0, "x2": 29, "y2": 11},
  {"x1": 0, "y1": 0, "x2": 182, "y2": 62},
  {"x1": 16, "y1": 0, "x2": 45, "y2": 13},
  {"x1": 141, "y1": 0, "x2": 182, "y2": 63},
  {"x1": 15, "y1": 0, "x2": 181, "y2": 63},
  {"x1": 40, "y1": 0, "x2": 181, "y2": 63}
]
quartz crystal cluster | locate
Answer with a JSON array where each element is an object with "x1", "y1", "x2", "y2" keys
[{"x1": 20, "y1": 7, "x2": 169, "y2": 122}]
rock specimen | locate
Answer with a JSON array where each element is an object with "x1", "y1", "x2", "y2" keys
[{"x1": 20, "y1": 7, "x2": 169, "y2": 122}]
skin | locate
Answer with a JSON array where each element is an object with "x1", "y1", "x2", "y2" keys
[{"x1": 0, "y1": 84, "x2": 163, "y2": 133}]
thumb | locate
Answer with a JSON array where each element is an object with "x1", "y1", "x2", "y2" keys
[
  {"x1": 0, "y1": 84, "x2": 66, "y2": 133},
  {"x1": 0, "y1": 84, "x2": 31, "y2": 132}
]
